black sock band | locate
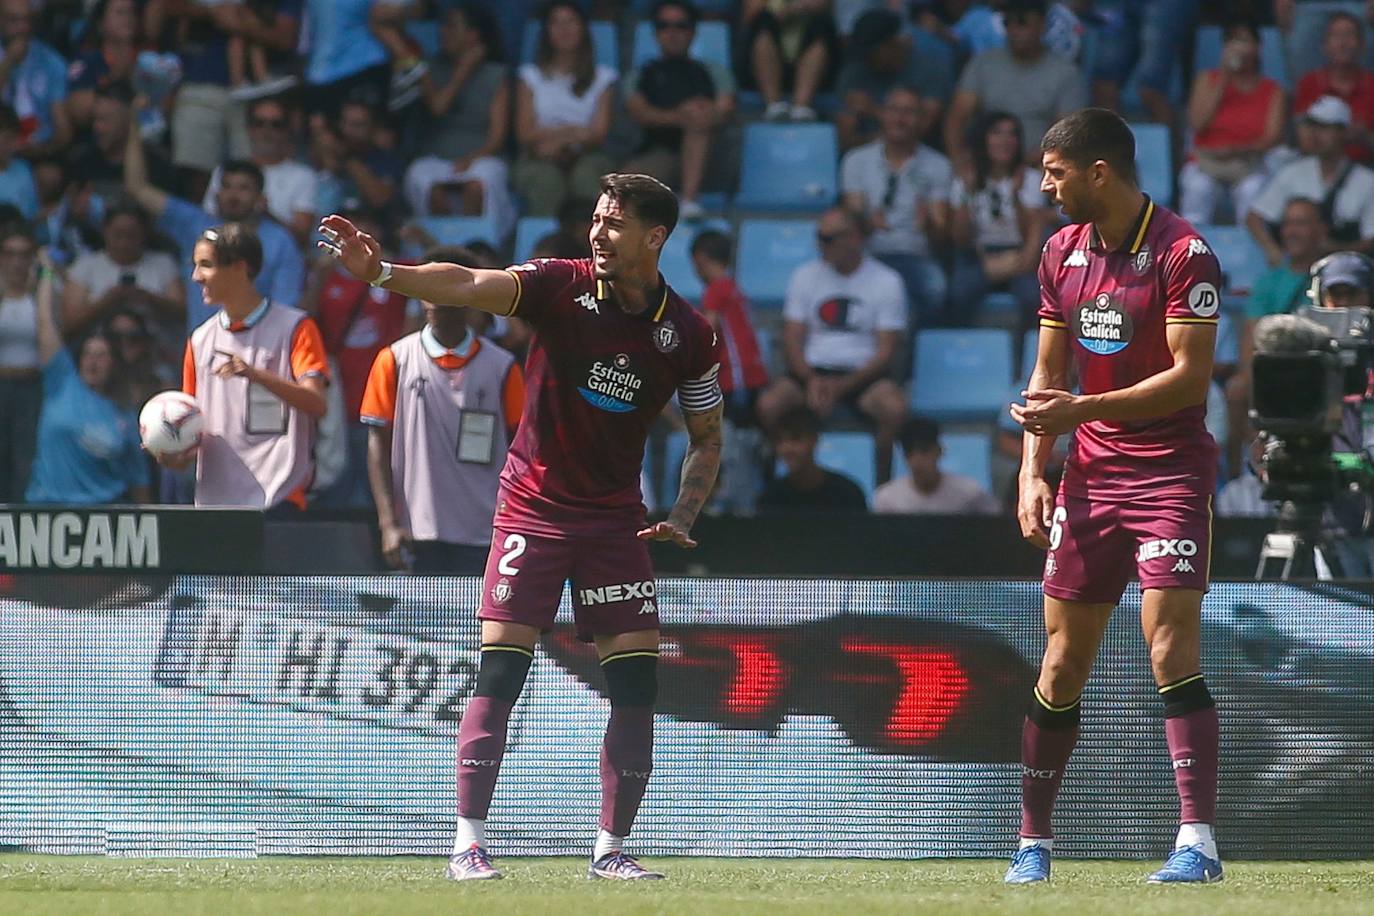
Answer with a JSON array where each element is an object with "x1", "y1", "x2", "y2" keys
[
  {"x1": 1159, "y1": 674, "x2": 1214, "y2": 718},
  {"x1": 1027, "y1": 686, "x2": 1082, "y2": 730},
  {"x1": 601, "y1": 650, "x2": 658, "y2": 706},
  {"x1": 473, "y1": 644, "x2": 534, "y2": 702}
]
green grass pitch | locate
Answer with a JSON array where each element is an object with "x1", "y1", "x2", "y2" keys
[{"x1": 3, "y1": 855, "x2": 1372, "y2": 915}]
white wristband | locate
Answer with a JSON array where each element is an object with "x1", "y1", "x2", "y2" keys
[{"x1": 370, "y1": 260, "x2": 393, "y2": 288}]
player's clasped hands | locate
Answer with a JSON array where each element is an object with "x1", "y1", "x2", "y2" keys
[
  {"x1": 318, "y1": 215, "x2": 382, "y2": 283},
  {"x1": 1009, "y1": 387, "x2": 1084, "y2": 437}
]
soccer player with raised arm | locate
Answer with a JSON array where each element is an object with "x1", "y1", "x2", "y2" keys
[
  {"x1": 1007, "y1": 109, "x2": 1224, "y2": 885},
  {"x1": 319, "y1": 174, "x2": 723, "y2": 882}
]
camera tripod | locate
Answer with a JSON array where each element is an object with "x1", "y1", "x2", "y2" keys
[{"x1": 1255, "y1": 500, "x2": 1345, "y2": 580}]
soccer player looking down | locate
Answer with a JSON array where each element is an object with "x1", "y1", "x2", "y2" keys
[
  {"x1": 1008, "y1": 109, "x2": 1224, "y2": 884},
  {"x1": 319, "y1": 173, "x2": 723, "y2": 882}
]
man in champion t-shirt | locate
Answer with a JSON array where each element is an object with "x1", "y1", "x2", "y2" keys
[
  {"x1": 319, "y1": 174, "x2": 722, "y2": 883},
  {"x1": 1005, "y1": 110, "x2": 1225, "y2": 885}
]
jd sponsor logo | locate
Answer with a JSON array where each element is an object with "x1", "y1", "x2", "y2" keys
[
  {"x1": 579, "y1": 580, "x2": 656, "y2": 606},
  {"x1": 578, "y1": 353, "x2": 643, "y2": 413},
  {"x1": 1073, "y1": 292, "x2": 1133, "y2": 355},
  {"x1": 1136, "y1": 538, "x2": 1198, "y2": 562}
]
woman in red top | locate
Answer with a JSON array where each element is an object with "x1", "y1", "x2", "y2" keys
[{"x1": 1178, "y1": 22, "x2": 1285, "y2": 226}]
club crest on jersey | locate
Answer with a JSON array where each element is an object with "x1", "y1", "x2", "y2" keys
[
  {"x1": 579, "y1": 354, "x2": 642, "y2": 412},
  {"x1": 1133, "y1": 244, "x2": 1152, "y2": 275},
  {"x1": 1072, "y1": 292, "x2": 1133, "y2": 355},
  {"x1": 652, "y1": 319, "x2": 680, "y2": 353}
]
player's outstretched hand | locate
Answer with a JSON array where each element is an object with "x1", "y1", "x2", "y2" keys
[
  {"x1": 318, "y1": 214, "x2": 382, "y2": 284},
  {"x1": 637, "y1": 520, "x2": 698, "y2": 549},
  {"x1": 1017, "y1": 476, "x2": 1054, "y2": 549},
  {"x1": 1010, "y1": 388, "x2": 1084, "y2": 437}
]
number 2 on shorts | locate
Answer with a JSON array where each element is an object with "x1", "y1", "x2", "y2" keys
[
  {"x1": 1048, "y1": 507, "x2": 1067, "y2": 551},
  {"x1": 497, "y1": 533, "x2": 527, "y2": 576}
]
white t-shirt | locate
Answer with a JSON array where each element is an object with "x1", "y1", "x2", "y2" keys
[
  {"x1": 68, "y1": 250, "x2": 180, "y2": 301},
  {"x1": 951, "y1": 166, "x2": 1048, "y2": 249},
  {"x1": 872, "y1": 472, "x2": 1000, "y2": 515},
  {"x1": 519, "y1": 63, "x2": 617, "y2": 130},
  {"x1": 203, "y1": 159, "x2": 319, "y2": 229},
  {"x1": 0, "y1": 293, "x2": 37, "y2": 370},
  {"x1": 1248, "y1": 156, "x2": 1374, "y2": 239},
  {"x1": 839, "y1": 141, "x2": 952, "y2": 257},
  {"x1": 783, "y1": 256, "x2": 908, "y2": 371}
]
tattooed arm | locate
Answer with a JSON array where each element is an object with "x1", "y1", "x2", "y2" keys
[{"x1": 638, "y1": 401, "x2": 724, "y2": 549}]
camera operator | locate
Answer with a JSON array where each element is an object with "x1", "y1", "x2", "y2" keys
[
  {"x1": 1253, "y1": 250, "x2": 1374, "y2": 576},
  {"x1": 1311, "y1": 252, "x2": 1374, "y2": 575}
]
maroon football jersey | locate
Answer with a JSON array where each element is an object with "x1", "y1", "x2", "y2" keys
[
  {"x1": 1037, "y1": 198, "x2": 1221, "y2": 501},
  {"x1": 497, "y1": 258, "x2": 720, "y2": 537}
]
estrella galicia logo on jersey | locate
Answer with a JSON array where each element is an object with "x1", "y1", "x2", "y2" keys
[
  {"x1": 652, "y1": 319, "x2": 679, "y2": 353},
  {"x1": 1187, "y1": 281, "x2": 1220, "y2": 318},
  {"x1": 579, "y1": 354, "x2": 643, "y2": 413},
  {"x1": 1072, "y1": 292, "x2": 1133, "y2": 355},
  {"x1": 817, "y1": 297, "x2": 853, "y2": 328}
]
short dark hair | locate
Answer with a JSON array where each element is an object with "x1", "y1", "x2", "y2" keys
[
  {"x1": 247, "y1": 94, "x2": 293, "y2": 119},
  {"x1": 599, "y1": 173, "x2": 679, "y2": 238},
  {"x1": 103, "y1": 200, "x2": 150, "y2": 232},
  {"x1": 690, "y1": 229, "x2": 732, "y2": 266},
  {"x1": 0, "y1": 103, "x2": 18, "y2": 134},
  {"x1": 221, "y1": 159, "x2": 266, "y2": 194},
  {"x1": 0, "y1": 218, "x2": 35, "y2": 247},
  {"x1": 425, "y1": 244, "x2": 482, "y2": 267},
  {"x1": 774, "y1": 406, "x2": 821, "y2": 440},
  {"x1": 899, "y1": 416, "x2": 941, "y2": 455},
  {"x1": 199, "y1": 222, "x2": 263, "y2": 279},
  {"x1": 651, "y1": 0, "x2": 699, "y2": 25},
  {"x1": 1040, "y1": 107, "x2": 1137, "y2": 183}
]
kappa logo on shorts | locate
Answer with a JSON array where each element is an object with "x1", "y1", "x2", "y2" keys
[
  {"x1": 1136, "y1": 538, "x2": 1199, "y2": 562},
  {"x1": 1172, "y1": 559, "x2": 1195, "y2": 574},
  {"x1": 639, "y1": 600, "x2": 656, "y2": 615},
  {"x1": 579, "y1": 580, "x2": 656, "y2": 606}
]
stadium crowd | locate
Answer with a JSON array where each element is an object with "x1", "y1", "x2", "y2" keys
[{"x1": 0, "y1": 0, "x2": 1369, "y2": 535}]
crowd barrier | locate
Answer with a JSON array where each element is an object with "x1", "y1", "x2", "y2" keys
[{"x1": 2, "y1": 576, "x2": 1371, "y2": 859}]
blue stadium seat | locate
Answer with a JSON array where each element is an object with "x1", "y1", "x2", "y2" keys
[
  {"x1": 938, "y1": 432, "x2": 993, "y2": 494},
  {"x1": 816, "y1": 432, "x2": 876, "y2": 501},
  {"x1": 521, "y1": 20, "x2": 619, "y2": 71},
  {"x1": 659, "y1": 430, "x2": 690, "y2": 505},
  {"x1": 911, "y1": 329, "x2": 1015, "y2": 420},
  {"x1": 661, "y1": 219, "x2": 730, "y2": 302},
  {"x1": 410, "y1": 216, "x2": 503, "y2": 257},
  {"x1": 736, "y1": 219, "x2": 819, "y2": 309},
  {"x1": 1193, "y1": 25, "x2": 1288, "y2": 89},
  {"x1": 1202, "y1": 224, "x2": 1269, "y2": 296},
  {"x1": 735, "y1": 123, "x2": 838, "y2": 212},
  {"x1": 513, "y1": 216, "x2": 557, "y2": 263},
  {"x1": 630, "y1": 20, "x2": 731, "y2": 71},
  {"x1": 1019, "y1": 329, "x2": 1039, "y2": 384},
  {"x1": 1131, "y1": 122, "x2": 1173, "y2": 207}
]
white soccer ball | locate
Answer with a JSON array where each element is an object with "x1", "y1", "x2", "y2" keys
[{"x1": 139, "y1": 390, "x2": 204, "y2": 457}]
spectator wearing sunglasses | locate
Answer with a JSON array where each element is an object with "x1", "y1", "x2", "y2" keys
[
  {"x1": 950, "y1": 111, "x2": 1051, "y2": 327},
  {"x1": 102, "y1": 307, "x2": 169, "y2": 411},
  {"x1": 840, "y1": 84, "x2": 951, "y2": 327},
  {"x1": 623, "y1": 1, "x2": 735, "y2": 222},
  {"x1": 203, "y1": 96, "x2": 319, "y2": 248},
  {"x1": 755, "y1": 207, "x2": 908, "y2": 484}
]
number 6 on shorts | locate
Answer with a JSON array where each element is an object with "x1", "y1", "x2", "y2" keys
[
  {"x1": 497, "y1": 533, "x2": 527, "y2": 576},
  {"x1": 1048, "y1": 506, "x2": 1067, "y2": 551}
]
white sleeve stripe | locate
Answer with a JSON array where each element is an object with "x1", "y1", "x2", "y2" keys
[{"x1": 678, "y1": 363, "x2": 722, "y2": 412}]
